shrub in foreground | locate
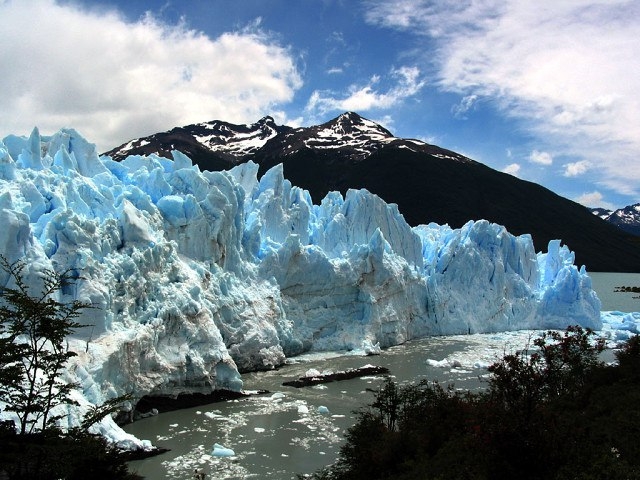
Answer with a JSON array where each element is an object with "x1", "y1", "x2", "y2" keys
[
  {"x1": 304, "y1": 327, "x2": 640, "y2": 480},
  {"x1": 0, "y1": 258, "x2": 139, "y2": 479}
]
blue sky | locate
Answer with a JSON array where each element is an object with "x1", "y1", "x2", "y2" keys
[{"x1": 1, "y1": 0, "x2": 639, "y2": 210}]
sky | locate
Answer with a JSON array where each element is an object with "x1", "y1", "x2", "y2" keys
[{"x1": 1, "y1": 0, "x2": 639, "y2": 211}]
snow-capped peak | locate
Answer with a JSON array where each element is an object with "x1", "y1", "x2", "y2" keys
[
  {"x1": 591, "y1": 203, "x2": 640, "y2": 236},
  {"x1": 284, "y1": 112, "x2": 396, "y2": 159},
  {"x1": 104, "y1": 112, "x2": 473, "y2": 165},
  {"x1": 325, "y1": 111, "x2": 394, "y2": 138},
  {"x1": 192, "y1": 116, "x2": 284, "y2": 156},
  {"x1": 609, "y1": 203, "x2": 640, "y2": 226}
]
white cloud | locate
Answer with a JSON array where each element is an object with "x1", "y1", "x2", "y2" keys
[
  {"x1": 0, "y1": 0, "x2": 302, "y2": 150},
  {"x1": 306, "y1": 66, "x2": 425, "y2": 115},
  {"x1": 417, "y1": 134, "x2": 439, "y2": 145},
  {"x1": 563, "y1": 160, "x2": 591, "y2": 177},
  {"x1": 372, "y1": 115, "x2": 395, "y2": 131},
  {"x1": 451, "y1": 94, "x2": 478, "y2": 118},
  {"x1": 529, "y1": 150, "x2": 553, "y2": 166},
  {"x1": 503, "y1": 163, "x2": 521, "y2": 176},
  {"x1": 575, "y1": 191, "x2": 615, "y2": 210},
  {"x1": 364, "y1": 0, "x2": 640, "y2": 197}
]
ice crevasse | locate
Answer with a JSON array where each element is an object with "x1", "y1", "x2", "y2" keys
[{"x1": 0, "y1": 127, "x2": 600, "y2": 447}]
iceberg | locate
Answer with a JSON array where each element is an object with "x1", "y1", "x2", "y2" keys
[
  {"x1": 0, "y1": 127, "x2": 601, "y2": 447},
  {"x1": 212, "y1": 443, "x2": 235, "y2": 457}
]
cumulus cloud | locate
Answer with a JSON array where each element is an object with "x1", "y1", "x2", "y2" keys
[
  {"x1": 503, "y1": 163, "x2": 521, "y2": 177},
  {"x1": 529, "y1": 150, "x2": 553, "y2": 166},
  {"x1": 372, "y1": 114, "x2": 395, "y2": 131},
  {"x1": 305, "y1": 66, "x2": 425, "y2": 115},
  {"x1": 575, "y1": 191, "x2": 615, "y2": 210},
  {"x1": 0, "y1": 0, "x2": 302, "y2": 150},
  {"x1": 364, "y1": 0, "x2": 640, "y2": 197},
  {"x1": 563, "y1": 160, "x2": 591, "y2": 177}
]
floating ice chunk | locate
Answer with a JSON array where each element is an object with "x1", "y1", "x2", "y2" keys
[
  {"x1": 254, "y1": 427, "x2": 265, "y2": 433},
  {"x1": 317, "y1": 406, "x2": 330, "y2": 414},
  {"x1": 427, "y1": 358, "x2": 462, "y2": 369},
  {"x1": 473, "y1": 361, "x2": 491, "y2": 369},
  {"x1": 427, "y1": 359, "x2": 444, "y2": 367},
  {"x1": 212, "y1": 443, "x2": 235, "y2": 457},
  {"x1": 297, "y1": 405, "x2": 309, "y2": 415}
]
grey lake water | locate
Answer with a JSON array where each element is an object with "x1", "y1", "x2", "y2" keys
[{"x1": 124, "y1": 272, "x2": 640, "y2": 479}]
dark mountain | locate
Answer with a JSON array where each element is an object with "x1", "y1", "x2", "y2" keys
[
  {"x1": 104, "y1": 112, "x2": 640, "y2": 272},
  {"x1": 104, "y1": 116, "x2": 292, "y2": 171},
  {"x1": 590, "y1": 207, "x2": 613, "y2": 220},
  {"x1": 591, "y1": 204, "x2": 640, "y2": 237}
]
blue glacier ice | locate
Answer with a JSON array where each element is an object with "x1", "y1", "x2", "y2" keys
[{"x1": 0, "y1": 127, "x2": 603, "y2": 448}]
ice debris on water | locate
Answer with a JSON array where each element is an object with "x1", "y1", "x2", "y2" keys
[{"x1": 298, "y1": 405, "x2": 310, "y2": 415}]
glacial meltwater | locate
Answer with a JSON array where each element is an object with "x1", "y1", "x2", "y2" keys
[{"x1": 124, "y1": 272, "x2": 640, "y2": 479}]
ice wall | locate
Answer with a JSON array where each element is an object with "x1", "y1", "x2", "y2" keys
[{"x1": 0, "y1": 127, "x2": 601, "y2": 446}]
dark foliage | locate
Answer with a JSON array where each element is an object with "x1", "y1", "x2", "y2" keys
[
  {"x1": 0, "y1": 426, "x2": 142, "y2": 480},
  {"x1": 304, "y1": 327, "x2": 640, "y2": 480},
  {"x1": 0, "y1": 257, "x2": 139, "y2": 479},
  {"x1": 0, "y1": 257, "x2": 89, "y2": 434}
]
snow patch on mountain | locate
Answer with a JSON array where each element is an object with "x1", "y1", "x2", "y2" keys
[
  {"x1": 105, "y1": 112, "x2": 474, "y2": 165},
  {"x1": 193, "y1": 117, "x2": 281, "y2": 156},
  {"x1": 609, "y1": 204, "x2": 640, "y2": 226},
  {"x1": 591, "y1": 203, "x2": 640, "y2": 236},
  {"x1": 299, "y1": 112, "x2": 408, "y2": 159}
]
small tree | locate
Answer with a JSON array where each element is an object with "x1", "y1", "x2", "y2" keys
[
  {"x1": 487, "y1": 325, "x2": 605, "y2": 424},
  {"x1": 0, "y1": 256, "x2": 90, "y2": 434},
  {"x1": 372, "y1": 377, "x2": 401, "y2": 431}
]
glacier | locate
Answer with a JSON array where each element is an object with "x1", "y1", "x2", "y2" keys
[{"x1": 0, "y1": 127, "x2": 602, "y2": 448}]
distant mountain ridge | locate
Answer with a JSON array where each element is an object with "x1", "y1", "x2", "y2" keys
[
  {"x1": 105, "y1": 112, "x2": 470, "y2": 167},
  {"x1": 590, "y1": 204, "x2": 640, "y2": 237},
  {"x1": 104, "y1": 112, "x2": 640, "y2": 272}
]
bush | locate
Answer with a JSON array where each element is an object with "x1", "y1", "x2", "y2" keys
[
  {"x1": 0, "y1": 426, "x2": 142, "y2": 480},
  {"x1": 307, "y1": 327, "x2": 640, "y2": 480},
  {"x1": 0, "y1": 257, "x2": 138, "y2": 479}
]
